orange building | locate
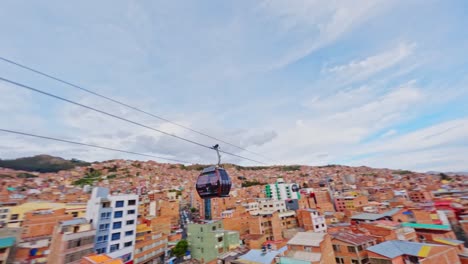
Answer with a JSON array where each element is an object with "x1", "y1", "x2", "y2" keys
[
  {"x1": 296, "y1": 209, "x2": 327, "y2": 232},
  {"x1": 48, "y1": 218, "x2": 95, "y2": 264},
  {"x1": 367, "y1": 240, "x2": 461, "y2": 264},
  {"x1": 80, "y1": 253, "x2": 124, "y2": 264},
  {"x1": 158, "y1": 200, "x2": 180, "y2": 228},
  {"x1": 134, "y1": 218, "x2": 168, "y2": 264},
  {"x1": 408, "y1": 190, "x2": 433, "y2": 203},
  {"x1": 281, "y1": 232, "x2": 335, "y2": 264},
  {"x1": 248, "y1": 212, "x2": 283, "y2": 241},
  {"x1": 331, "y1": 232, "x2": 376, "y2": 264},
  {"x1": 15, "y1": 208, "x2": 73, "y2": 263},
  {"x1": 222, "y1": 207, "x2": 250, "y2": 237},
  {"x1": 359, "y1": 221, "x2": 418, "y2": 243},
  {"x1": 335, "y1": 196, "x2": 368, "y2": 212},
  {"x1": 401, "y1": 223, "x2": 457, "y2": 244}
]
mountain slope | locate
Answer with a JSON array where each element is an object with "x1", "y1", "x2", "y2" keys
[{"x1": 0, "y1": 155, "x2": 90, "y2": 172}]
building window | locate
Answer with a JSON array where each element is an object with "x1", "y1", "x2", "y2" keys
[
  {"x1": 96, "y1": 248, "x2": 106, "y2": 254},
  {"x1": 97, "y1": 235, "x2": 108, "y2": 242},
  {"x1": 357, "y1": 245, "x2": 363, "y2": 251},
  {"x1": 113, "y1": 222, "x2": 122, "y2": 229},
  {"x1": 124, "y1": 241, "x2": 133, "y2": 247},
  {"x1": 125, "y1": 230, "x2": 134, "y2": 236},
  {"x1": 127, "y1": 209, "x2": 135, "y2": 215},
  {"x1": 102, "y1": 202, "x2": 110, "y2": 208},
  {"x1": 336, "y1": 257, "x2": 345, "y2": 264},
  {"x1": 110, "y1": 244, "x2": 120, "y2": 253},
  {"x1": 218, "y1": 237, "x2": 223, "y2": 242},
  {"x1": 304, "y1": 246, "x2": 312, "y2": 252},
  {"x1": 114, "y1": 211, "x2": 123, "y2": 218},
  {"x1": 10, "y1": 214, "x2": 19, "y2": 220},
  {"x1": 369, "y1": 259, "x2": 392, "y2": 264},
  {"x1": 352, "y1": 260, "x2": 360, "y2": 264},
  {"x1": 111, "y1": 233, "x2": 121, "y2": 241},
  {"x1": 128, "y1": 200, "x2": 136, "y2": 206},
  {"x1": 333, "y1": 244, "x2": 341, "y2": 252},
  {"x1": 347, "y1": 246, "x2": 356, "y2": 253},
  {"x1": 100, "y1": 212, "x2": 111, "y2": 219},
  {"x1": 212, "y1": 226, "x2": 216, "y2": 231},
  {"x1": 99, "y1": 224, "x2": 110, "y2": 231},
  {"x1": 126, "y1": 220, "x2": 134, "y2": 225},
  {"x1": 116, "y1": 201, "x2": 124, "y2": 207}
]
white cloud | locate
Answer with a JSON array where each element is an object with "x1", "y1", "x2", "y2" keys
[
  {"x1": 326, "y1": 42, "x2": 416, "y2": 81},
  {"x1": 380, "y1": 129, "x2": 397, "y2": 138},
  {"x1": 256, "y1": 0, "x2": 393, "y2": 70}
]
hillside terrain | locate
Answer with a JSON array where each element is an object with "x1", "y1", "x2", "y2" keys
[{"x1": 0, "y1": 155, "x2": 90, "y2": 173}]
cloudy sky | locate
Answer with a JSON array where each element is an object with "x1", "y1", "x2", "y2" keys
[{"x1": 1, "y1": 1, "x2": 467, "y2": 171}]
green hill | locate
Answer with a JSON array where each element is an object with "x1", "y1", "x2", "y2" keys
[{"x1": 0, "y1": 155, "x2": 90, "y2": 173}]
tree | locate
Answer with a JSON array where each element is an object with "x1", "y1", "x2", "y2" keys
[
  {"x1": 172, "y1": 239, "x2": 188, "y2": 257},
  {"x1": 190, "y1": 207, "x2": 198, "y2": 213}
]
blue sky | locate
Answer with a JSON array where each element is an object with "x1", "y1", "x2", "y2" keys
[{"x1": 1, "y1": 0, "x2": 467, "y2": 171}]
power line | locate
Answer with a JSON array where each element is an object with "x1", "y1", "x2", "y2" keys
[
  {"x1": 0, "y1": 56, "x2": 275, "y2": 162},
  {"x1": 0, "y1": 76, "x2": 266, "y2": 165},
  {"x1": 0, "y1": 128, "x2": 191, "y2": 164}
]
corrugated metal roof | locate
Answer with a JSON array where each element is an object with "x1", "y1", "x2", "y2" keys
[
  {"x1": 287, "y1": 232, "x2": 326, "y2": 247},
  {"x1": 331, "y1": 232, "x2": 375, "y2": 245},
  {"x1": 367, "y1": 241, "x2": 444, "y2": 259},
  {"x1": 352, "y1": 208, "x2": 402, "y2": 221},
  {"x1": 0, "y1": 237, "x2": 15, "y2": 248},
  {"x1": 401, "y1": 222, "x2": 451, "y2": 230},
  {"x1": 238, "y1": 249, "x2": 282, "y2": 264},
  {"x1": 433, "y1": 237, "x2": 465, "y2": 246},
  {"x1": 351, "y1": 213, "x2": 383, "y2": 221}
]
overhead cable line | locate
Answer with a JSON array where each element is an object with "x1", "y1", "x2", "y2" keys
[
  {"x1": 0, "y1": 128, "x2": 191, "y2": 164},
  {"x1": 0, "y1": 77, "x2": 266, "y2": 165},
  {"x1": 0, "y1": 56, "x2": 275, "y2": 163}
]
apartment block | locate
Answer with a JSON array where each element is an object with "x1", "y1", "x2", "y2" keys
[
  {"x1": 248, "y1": 212, "x2": 283, "y2": 241},
  {"x1": 265, "y1": 178, "x2": 300, "y2": 201},
  {"x1": 408, "y1": 190, "x2": 433, "y2": 203},
  {"x1": 297, "y1": 209, "x2": 327, "y2": 232},
  {"x1": 133, "y1": 219, "x2": 167, "y2": 264},
  {"x1": 335, "y1": 196, "x2": 368, "y2": 212},
  {"x1": 48, "y1": 218, "x2": 96, "y2": 264},
  {"x1": 280, "y1": 232, "x2": 335, "y2": 264},
  {"x1": 187, "y1": 220, "x2": 240, "y2": 263},
  {"x1": 331, "y1": 232, "x2": 376, "y2": 264},
  {"x1": 86, "y1": 187, "x2": 138, "y2": 263},
  {"x1": 15, "y1": 208, "x2": 73, "y2": 263}
]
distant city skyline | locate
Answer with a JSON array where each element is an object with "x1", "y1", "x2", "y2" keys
[{"x1": 1, "y1": 1, "x2": 467, "y2": 171}]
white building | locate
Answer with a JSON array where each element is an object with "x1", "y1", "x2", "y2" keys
[
  {"x1": 257, "y1": 199, "x2": 287, "y2": 214},
  {"x1": 265, "y1": 178, "x2": 300, "y2": 201},
  {"x1": 86, "y1": 187, "x2": 139, "y2": 263},
  {"x1": 309, "y1": 209, "x2": 327, "y2": 232}
]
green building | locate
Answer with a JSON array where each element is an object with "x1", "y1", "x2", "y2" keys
[{"x1": 187, "y1": 220, "x2": 240, "y2": 263}]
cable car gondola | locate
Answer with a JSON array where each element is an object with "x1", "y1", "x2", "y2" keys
[{"x1": 195, "y1": 144, "x2": 232, "y2": 199}]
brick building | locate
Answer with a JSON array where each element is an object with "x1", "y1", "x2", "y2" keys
[
  {"x1": 280, "y1": 232, "x2": 335, "y2": 264},
  {"x1": 331, "y1": 232, "x2": 376, "y2": 264},
  {"x1": 367, "y1": 240, "x2": 461, "y2": 264},
  {"x1": 48, "y1": 218, "x2": 95, "y2": 264}
]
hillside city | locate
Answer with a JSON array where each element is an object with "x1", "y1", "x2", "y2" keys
[{"x1": 0, "y1": 155, "x2": 466, "y2": 264}]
